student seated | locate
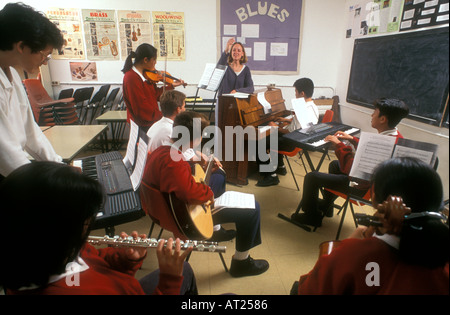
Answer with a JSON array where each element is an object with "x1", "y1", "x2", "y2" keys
[
  {"x1": 0, "y1": 162, "x2": 197, "y2": 295},
  {"x1": 146, "y1": 90, "x2": 235, "y2": 242},
  {"x1": 293, "y1": 98, "x2": 409, "y2": 227},
  {"x1": 256, "y1": 78, "x2": 319, "y2": 187},
  {"x1": 294, "y1": 157, "x2": 449, "y2": 295},
  {"x1": 142, "y1": 111, "x2": 269, "y2": 277}
]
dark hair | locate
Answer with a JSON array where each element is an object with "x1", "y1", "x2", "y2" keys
[
  {"x1": 0, "y1": 2, "x2": 63, "y2": 52},
  {"x1": 373, "y1": 98, "x2": 409, "y2": 128},
  {"x1": 160, "y1": 90, "x2": 186, "y2": 117},
  {"x1": 371, "y1": 157, "x2": 448, "y2": 268},
  {"x1": 171, "y1": 111, "x2": 209, "y2": 146},
  {"x1": 227, "y1": 42, "x2": 248, "y2": 64},
  {"x1": 121, "y1": 43, "x2": 157, "y2": 73},
  {"x1": 293, "y1": 78, "x2": 314, "y2": 98},
  {"x1": 0, "y1": 162, "x2": 104, "y2": 290}
]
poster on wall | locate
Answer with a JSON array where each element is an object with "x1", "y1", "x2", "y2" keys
[
  {"x1": 46, "y1": 8, "x2": 85, "y2": 59},
  {"x1": 70, "y1": 62, "x2": 98, "y2": 81},
  {"x1": 152, "y1": 12, "x2": 185, "y2": 61},
  {"x1": 118, "y1": 10, "x2": 152, "y2": 60},
  {"x1": 400, "y1": 0, "x2": 449, "y2": 31},
  {"x1": 219, "y1": 0, "x2": 302, "y2": 73},
  {"x1": 346, "y1": 0, "x2": 404, "y2": 38},
  {"x1": 82, "y1": 9, "x2": 120, "y2": 61}
]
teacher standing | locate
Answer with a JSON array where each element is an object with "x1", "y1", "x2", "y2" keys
[{"x1": 217, "y1": 38, "x2": 254, "y2": 96}]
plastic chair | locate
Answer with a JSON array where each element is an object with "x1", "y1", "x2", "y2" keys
[
  {"x1": 58, "y1": 88, "x2": 73, "y2": 99},
  {"x1": 73, "y1": 87, "x2": 94, "y2": 124},
  {"x1": 321, "y1": 187, "x2": 372, "y2": 240},
  {"x1": 23, "y1": 78, "x2": 77, "y2": 126},
  {"x1": 85, "y1": 84, "x2": 111, "y2": 124},
  {"x1": 100, "y1": 87, "x2": 120, "y2": 114}
]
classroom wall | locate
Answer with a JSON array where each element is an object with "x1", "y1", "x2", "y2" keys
[{"x1": 16, "y1": 0, "x2": 448, "y2": 198}]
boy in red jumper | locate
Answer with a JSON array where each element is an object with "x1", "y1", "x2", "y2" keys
[
  {"x1": 295, "y1": 157, "x2": 449, "y2": 295},
  {"x1": 293, "y1": 98, "x2": 409, "y2": 227},
  {"x1": 0, "y1": 162, "x2": 196, "y2": 295}
]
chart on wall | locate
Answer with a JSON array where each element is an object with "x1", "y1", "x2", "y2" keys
[
  {"x1": 82, "y1": 9, "x2": 120, "y2": 61},
  {"x1": 345, "y1": 0, "x2": 404, "y2": 38},
  {"x1": 400, "y1": 0, "x2": 449, "y2": 31},
  {"x1": 117, "y1": 10, "x2": 152, "y2": 60},
  {"x1": 152, "y1": 12, "x2": 185, "y2": 61},
  {"x1": 219, "y1": 0, "x2": 303, "y2": 73},
  {"x1": 46, "y1": 8, "x2": 85, "y2": 59}
]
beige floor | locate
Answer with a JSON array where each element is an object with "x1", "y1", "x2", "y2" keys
[{"x1": 89, "y1": 150, "x2": 374, "y2": 295}]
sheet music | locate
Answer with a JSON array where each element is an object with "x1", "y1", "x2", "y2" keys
[
  {"x1": 130, "y1": 134, "x2": 149, "y2": 191},
  {"x1": 123, "y1": 120, "x2": 139, "y2": 170},
  {"x1": 198, "y1": 64, "x2": 227, "y2": 91},
  {"x1": 197, "y1": 63, "x2": 216, "y2": 88},
  {"x1": 349, "y1": 132, "x2": 396, "y2": 181},
  {"x1": 214, "y1": 191, "x2": 255, "y2": 209},
  {"x1": 291, "y1": 98, "x2": 317, "y2": 129},
  {"x1": 257, "y1": 91, "x2": 272, "y2": 114},
  {"x1": 392, "y1": 138, "x2": 438, "y2": 166}
]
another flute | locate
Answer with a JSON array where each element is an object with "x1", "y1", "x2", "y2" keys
[{"x1": 87, "y1": 235, "x2": 226, "y2": 253}]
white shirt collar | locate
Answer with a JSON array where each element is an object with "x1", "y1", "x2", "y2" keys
[
  {"x1": 132, "y1": 66, "x2": 147, "y2": 82},
  {"x1": 379, "y1": 127, "x2": 398, "y2": 136},
  {"x1": 374, "y1": 233, "x2": 400, "y2": 249}
]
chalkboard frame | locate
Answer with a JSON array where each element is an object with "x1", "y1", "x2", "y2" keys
[{"x1": 347, "y1": 27, "x2": 449, "y2": 128}]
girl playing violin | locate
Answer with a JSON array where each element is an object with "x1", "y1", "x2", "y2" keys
[
  {"x1": 122, "y1": 43, "x2": 185, "y2": 132},
  {"x1": 295, "y1": 157, "x2": 449, "y2": 295}
]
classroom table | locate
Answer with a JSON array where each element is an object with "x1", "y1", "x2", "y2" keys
[
  {"x1": 42, "y1": 125, "x2": 108, "y2": 163},
  {"x1": 96, "y1": 110, "x2": 128, "y2": 151}
]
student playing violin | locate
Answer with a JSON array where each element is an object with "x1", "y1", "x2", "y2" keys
[{"x1": 121, "y1": 43, "x2": 185, "y2": 132}]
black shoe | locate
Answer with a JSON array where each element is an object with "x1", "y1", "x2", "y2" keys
[
  {"x1": 208, "y1": 227, "x2": 236, "y2": 242},
  {"x1": 291, "y1": 212, "x2": 322, "y2": 228},
  {"x1": 256, "y1": 175, "x2": 280, "y2": 187},
  {"x1": 318, "y1": 199, "x2": 334, "y2": 218},
  {"x1": 229, "y1": 256, "x2": 269, "y2": 277},
  {"x1": 276, "y1": 165, "x2": 287, "y2": 176}
]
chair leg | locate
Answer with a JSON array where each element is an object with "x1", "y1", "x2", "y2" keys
[
  {"x1": 335, "y1": 197, "x2": 350, "y2": 240},
  {"x1": 285, "y1": 156, "x2": 299, "y2": 191},
  {"x1": 298, "y1": 152, "x2": 309, "y2": 174},
  {"x1": 349, "y1": 203, "x2": 359, "y2": 228},
  {"x1": 219, "y1": 253, "x2": 228, "y2": 272}
]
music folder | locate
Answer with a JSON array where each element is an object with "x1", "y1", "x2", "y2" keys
[
  {"x1": 349, "y1": 132, "x2": 438, "y2": 181},
  {"x1": 123, "y1": 119, "x2": 150, "y2": 191}
]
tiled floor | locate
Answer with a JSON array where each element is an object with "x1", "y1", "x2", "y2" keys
[{"x1": 89, "y1": 150, "x2": 374, "y2": 295}]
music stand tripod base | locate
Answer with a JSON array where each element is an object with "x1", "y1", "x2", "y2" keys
[{"x1": 277, "y1": 213, "x2": 312, "y2": 232}]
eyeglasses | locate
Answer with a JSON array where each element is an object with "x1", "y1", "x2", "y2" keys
[{"x1": 39, "y1": 51, "x2": 52, "y2": 62}]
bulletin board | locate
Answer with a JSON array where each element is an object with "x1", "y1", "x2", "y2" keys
[{"x1": 219, "y1": 0, "x2": 303, "y2": 74}]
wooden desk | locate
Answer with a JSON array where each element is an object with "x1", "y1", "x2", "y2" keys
[
  {"x1": 96, "y1": 110, "x2": 128, "y2": 151},
  {"x1": 43, "y1": 125, "x2": 108, "y2": 162}
]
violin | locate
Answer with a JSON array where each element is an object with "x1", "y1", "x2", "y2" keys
[{"x1": 143, "y1": 69, "x2": 187, "y2": 88}]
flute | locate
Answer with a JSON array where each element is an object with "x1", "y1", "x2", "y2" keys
[{"x1": 87, "y1": 235, "x2": 226, "y2": 253}]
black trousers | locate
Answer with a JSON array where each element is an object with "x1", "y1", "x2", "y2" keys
[{"x1": 300, "y1": 160, "x2": 349, "y2": 218}]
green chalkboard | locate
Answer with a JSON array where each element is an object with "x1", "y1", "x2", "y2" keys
[{"x1": 347, "y1": 27, "x2": 449, "y2": 127}]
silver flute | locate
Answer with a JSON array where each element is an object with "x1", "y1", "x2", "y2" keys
[{"x1": 87, "y1": 235, "x2": 226, "y2": 253}]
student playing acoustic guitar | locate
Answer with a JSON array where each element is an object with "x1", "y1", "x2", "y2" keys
[{"x1": 142, "y1": 111, "x2": 269, "y2": 277}]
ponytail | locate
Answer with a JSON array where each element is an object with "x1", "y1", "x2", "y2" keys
[{"x1": 121, "y1": 43, "x2": 157, "y2": 74}]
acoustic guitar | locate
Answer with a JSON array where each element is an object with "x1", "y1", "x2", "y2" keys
[{"x1": 167, "y1": 158, "x2": 215, "y2": 240}]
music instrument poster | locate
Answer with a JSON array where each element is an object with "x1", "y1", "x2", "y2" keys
[
  {"x1": 117, "y1": 10, "x2": 152, "y2": 61},
  {"x1": 69, "y1": 62, "x2": 98, "y2": 81},
  {"x1": 46, "y1": 8, "x2": 85, "y2": 60},
  {"x1": 152, "y1": 11, "x2": 186, "y2": 61},
  {"x1": 345, "y1": 0, "x2": 404, "y2": 38},
  {"x1": 82, "y1": 9, "x2": 120, "y2": 61}
]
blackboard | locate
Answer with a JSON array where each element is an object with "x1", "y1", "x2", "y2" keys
[{"x1": 347, "y1": 27, "x2": 449, "y2": 127}]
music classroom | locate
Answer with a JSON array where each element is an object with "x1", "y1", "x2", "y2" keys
[{"x1": 0, "y1": 0, "x2": 449, "y2": 301}]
